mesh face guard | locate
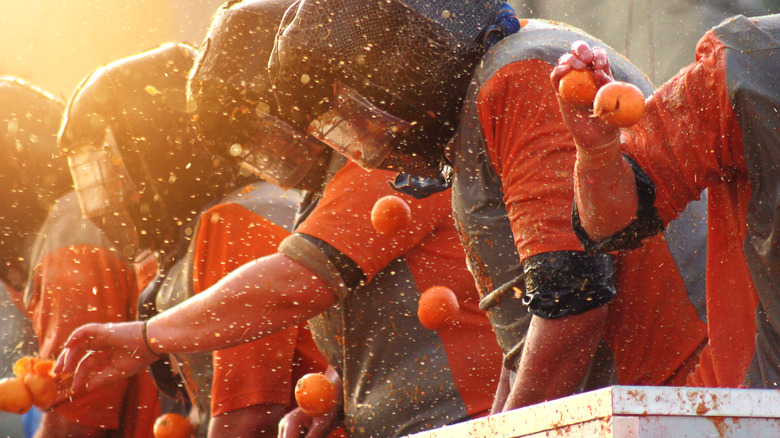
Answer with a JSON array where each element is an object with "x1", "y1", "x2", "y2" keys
[
  {"x1": 60, "y1": 43, "x2": 232, "y2": 257},
  {"x1": 187, "y1": 0, "x2": 295, "y2": 152},
  {"x1": 68, "y1": 128, "x2": 136, "y2": 220},
  {"x1": 68, "y1": 128, "x2": 142, "y2": 257},
  {"x1": 270, "y1": 0, "x2": 503, "y2": 176},
  {"x1": 187, "y1": 0, "x2": 326, "y2": 189}
]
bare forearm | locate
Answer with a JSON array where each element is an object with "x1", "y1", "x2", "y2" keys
[
  {"x1": 503, "y1": 305, "x2": 608, "y2": 410},
  {"x1": 146, "y1": 254, "x2": 336, "y2": 354},
  {"x1": 574, "y1": 139, "x2": 638, "y2": 241},
  {"x1": 491, "y1": 363, "x2": 512, "y2": 414}
]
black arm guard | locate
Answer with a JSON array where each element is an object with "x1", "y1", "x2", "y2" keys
[
  {"x1": 572, "y1": 155, "x2": 665, "y2": 253},
  {"x1": 522, "y1": 251, "x2": 617, "y2": 319},
  {"x1": 298, "y1": 233, "x2": 366, "y2": 290}
]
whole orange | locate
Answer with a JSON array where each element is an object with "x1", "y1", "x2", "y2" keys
[
  {"x1": 593, "y1": 81, "x2": 646, "y2": 127},
  {"x1": 371, "y1": 195, "x2": 412, "y2": 235},
  {"x1": 153, "y1": 412, "x2": 193, "y2": 438},
  {"x1": 0, "y1": 377, "x2": 34, "y2": 414},
  {"x1": 417, "y1": 286, "x2": 460, "y2": 330},
  {"x1": 558, "y1": 69, "x2": 598, "y2": 107},
  {"x1": 294, "y1": 373, "x2": 338, "y2": 417}
]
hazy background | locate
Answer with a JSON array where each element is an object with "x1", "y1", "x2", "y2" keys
[
  {"x1": 1, "y1": 0, "x2": 777, "y2": 101},
  {"x1": 0, "y1": 0, "x2": 225, "y2": 101},
  {"x1": 0, "y1": 0, "x2": 778, "y2": 436}
]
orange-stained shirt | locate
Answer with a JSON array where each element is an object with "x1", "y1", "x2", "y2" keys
[
  {"x1": 452, "y1": 19, "x2": 707, "y2": 386},
  {"x1": 189, "y1": 182, "x2": 327, "y2": 417},
  {"x1": 24, "y1": 192, "x2": 160, "y2": 435},
  {"x1": 615, "y1": 18, "x2": 765, "y2": 387},
  {"x1": 284, "y1": 161, "x2": 502, "y2": 438}
]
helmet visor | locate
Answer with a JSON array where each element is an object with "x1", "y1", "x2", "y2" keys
[
  {"x1": 307, "y1": 82, "x2": 412, "y2": 170},
  {"x1": 231, "y1": 110, "x2": 327, "y2": 190},
  {"x1": 67, "y1": 128, "x2": 137, "y2": 220}
]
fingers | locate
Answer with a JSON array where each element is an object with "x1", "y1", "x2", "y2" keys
[
  {"x1": 54, "y1": 347, "x2": 80, "y2": 376},
  {"x1": 558, "y1": 53, "x2": 587, "y2": 71},
  {"x1": 54, "y1": 324, "x2": 104, "y2": 375},
  {"x1": 591, "y1": 48, "x2": 614, "y2": 86},
  {"x1": 592, "y1": 47, "x2": 609, "y2": 70},
  {"x1": 69, "y1": 350, "x2": 120, "y2": 395},
  {"x1": 559, "y1": 41, "x2": 613, "y2": 80},
  {"x1": 571, "y1": 41, "x2": 594, "y2": 64},
  {"x1": 550, "y1": 64, "x2": 572, "y2": 89},
  {"x1": 279, "y1": 408, "x2": 309, "y2": 438}
]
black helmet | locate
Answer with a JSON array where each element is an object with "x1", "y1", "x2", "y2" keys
[
  {"x1": 59, "y1": 43, "x2": 238, "y2": 258},
  {"x1": 187, "y1": 0, "x2": 330, "y2": 190},
  {"x1": 0, "y1": 77, "x2": 69, "y2": 289},
  {"x1": 270, "y1": 0, "x2": 504, "y2": 177}
]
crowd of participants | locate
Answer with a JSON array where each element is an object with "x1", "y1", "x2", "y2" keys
[{"x1": 0, "y1": 1, "x2": 779, "y2": 437}]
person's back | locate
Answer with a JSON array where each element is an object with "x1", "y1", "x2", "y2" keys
[
  {"x1": 450, "y1": 18, "x2": 707, "y2": 396},
  {"x1": 283, "y1": 160, "x2": 502, "y2": 437}
]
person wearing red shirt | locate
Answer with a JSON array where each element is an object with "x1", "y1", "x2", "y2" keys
[
  {"x1": 263, "y1": 0, "x2": 710, "y2": 411},
  {"x1": 175, "y1": 2, "x2": 330, "y2": 436},
  {"x1": 26, "y1": 192, "x2": 162, "y2": 438},
  {"x1": 53, "y1": 4, "x2": 503, "y2": 437},
  {"x1": 553, "y1": 14, "x2": 780, "y2": 388},
  {"x1": 0, "y1": 77, "x2": 162, "y2": 437},
  {"x1": 58, "y1": 37, "x2": 327, "y2": 438}
]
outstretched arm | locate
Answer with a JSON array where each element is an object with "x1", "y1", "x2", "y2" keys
[
  {"x1": 55, "y1": 253, "x2": 336, "y2": 395},
  {"x1": 550, "y1": 41, "x2": 639, "y2": 241}
]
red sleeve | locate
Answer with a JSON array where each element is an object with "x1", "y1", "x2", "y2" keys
[
  {"x1": 296, "y1": 161, "x2": 452, "y2": 281},
  {"x1": 479, "y1": 59, "x2": 585, "y2": 261},
  {"x1": 192, "y1": 202, "x2": 290, "y2": 293},
  {"x1": 621, "y1": 30, "x2": 745, "y2": 224},
  {"x1": 191, "y1": 201, "x2": 327, "y2": 415}
]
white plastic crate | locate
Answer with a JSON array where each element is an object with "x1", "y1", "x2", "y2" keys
[{"x1": 407, "y1": 386, "x2": 780, "y2": 437}]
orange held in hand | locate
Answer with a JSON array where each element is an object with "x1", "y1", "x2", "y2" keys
[
  {"x1": 0, "y1": 377, "x2": 34, "y2": 414},
  {"x1": 558, "y1": 69, "x2": 598, "y2": 107},
  {"x1": 2, "y1": 356, "x2": 61, "y2": 412},
  {"x1": 12, "y1": 355, "x2": 37, "y2": 379},
  {"x1": 371, "y1": 195, "x2": 412, "y2": 235},
  {"x1": 295, "y1": 373, "x2": 338, "y2": 417},
  {"x1": 25, "y1": 360, "x2": 59, "y2": 409},
  {"x1": 593, "y1": 81, "x2": 646, "y2": 128},
  {"x1": 417, "y1": 286, "x2": 460, "y2": 330},
  {"x1": 153, "y1": 412, "x2": 193, "y2": 438}
]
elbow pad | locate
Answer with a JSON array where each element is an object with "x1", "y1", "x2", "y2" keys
[
  {"x1": 522, "y1": 250, "x2": 617, "y2": 319},
  {"x1": 278, "y1": 232, "x2": 366, "y2": 301},
  {"x1": 572, "y1": 155, "x2": 665, "y2": 253}
]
